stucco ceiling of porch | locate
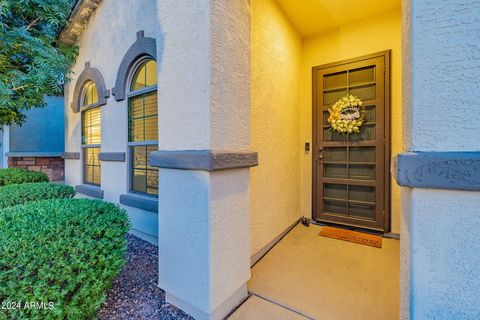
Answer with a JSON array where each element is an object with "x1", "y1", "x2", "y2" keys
[{"x1": 276, "y1": 0, "x2": 401, "y2": 38}]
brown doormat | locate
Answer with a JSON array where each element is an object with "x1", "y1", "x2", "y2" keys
[{"x1": 319, "y1": 226, "x2": 382, "y2": 248}]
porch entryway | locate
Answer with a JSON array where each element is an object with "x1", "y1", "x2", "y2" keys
[
  {"x1": 229, "y1": 223, "x2": 399, "y2": 319},
  {"x1": 313, "y1": 52, "x2": 390, "y2": 232}
]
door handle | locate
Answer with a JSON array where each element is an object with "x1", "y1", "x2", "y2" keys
[{"x1": 317, "y1": 148, "x2": 323, "y2": 160}]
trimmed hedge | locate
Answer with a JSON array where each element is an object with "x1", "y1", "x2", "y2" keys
[
  {"x1": 0, "y1": 199, "x2": 130, "y2": 320},
  {"x1": 0, "y1": 168, "x2": 49, "y2": 186},
  {"x1": 0, "y1": 183, "x2": 75, "y2": 209}
]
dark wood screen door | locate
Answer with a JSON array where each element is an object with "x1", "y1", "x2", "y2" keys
[{"x1": 312, "y1": 51, "x2": 390, "y2": 232}]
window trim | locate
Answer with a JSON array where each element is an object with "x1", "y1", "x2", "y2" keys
[
  {"x1": 75, "y1": 184, "x2": 104, "y2": 199},
  {"x1": 80, "y1": 102, "x2": 104, "y2": 111},
  {"x1": 127, "y1": 57, "x2": 158, "y2": 197},
  {"x1": 81, "y1": 144, "x2": 101, "y2": 148},
  {"x1": 127, "y1": 140, "x2": 158, "y2": 147},
  {"x1": 80, "y1": 93, "x2": 102, "y2": 187},
  {"x1": 126, "y1": 56, "x2": 157, "y2": 94},
  {"x1": 82, "y1": 146, "x2": 101, "y2": 186},
  {"x1": 127, "y1": 85, "x2": 157, "y2": 98},
  {"x1": 71, "y1": 61, "x2": 109, "y2": 113},
  {"x1": 127, "y1": 145, "x2": 159, "y2": 198},
  {"x1": 119, "y1": 193, "x2": 158, "y2": 213},
  {"x1": 112, "y1": 30, "x2": 157, "y2": 102},
  {"x1": 80, "y1": 81, "x2": 99, "y2": 107}
]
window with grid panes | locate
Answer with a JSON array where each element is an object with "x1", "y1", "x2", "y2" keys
[
  {"x1": 81, "y1": 81, "x2": 101, "y2": 186},
  {"x1": 128, "y1": 60, "x2": 158, "y2": 195}
]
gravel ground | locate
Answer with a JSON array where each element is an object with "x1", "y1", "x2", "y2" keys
[{"x1": 97, "y1": 234, "x2": 194, "y2": 320}]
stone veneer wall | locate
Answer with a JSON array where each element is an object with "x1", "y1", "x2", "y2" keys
[{"x1": 8, "y1": 157, "x2": 65, "y2": 181}]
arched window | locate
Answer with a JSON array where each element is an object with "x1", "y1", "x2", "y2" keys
[
  {"x1": 81, "y1": 81, "x2": 99, "y2": 106},
  {"x1": 81, "y1": 80, "x2": 101, "y2": 186},
  {"x1": 128, "y1": 59, "x2": 158, "y2": 195}
]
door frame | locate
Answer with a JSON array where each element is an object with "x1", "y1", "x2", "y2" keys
[{"x1": 312, "y1": 50, "x2": 391, "y2": 232}]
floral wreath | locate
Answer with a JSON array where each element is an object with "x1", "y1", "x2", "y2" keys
[{"x1": 327, "y1": 94, "x2": 366, "y2": 134}]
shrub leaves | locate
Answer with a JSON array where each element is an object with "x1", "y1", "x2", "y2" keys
[
  {"x1": 0, "y1": 182, "x2": 75, "y2": 209},
  {"x1": 0, "y1": 199, "x2": 130, "y2": 319},
  {"x1": 0, "y1": 168, "x2": 49, "y2": 186}
]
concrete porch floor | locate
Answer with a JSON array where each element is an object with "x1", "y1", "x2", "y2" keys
[{"x1": 229, "y1": 223, "x2": 400, "y2": 319}]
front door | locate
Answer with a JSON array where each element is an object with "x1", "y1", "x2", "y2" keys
[{"x1": 312, "y1": 51, "x2": 390, "y2": 232}]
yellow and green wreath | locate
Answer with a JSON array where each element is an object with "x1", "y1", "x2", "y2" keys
[{"x1": 327, "y1": 94, "x2": 366, "y2": 134}]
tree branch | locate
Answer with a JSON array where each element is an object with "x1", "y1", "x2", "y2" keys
[
  {"x1": 26, "y1": 18, "x2": 40, "y2": 30},
  {"x1": 11, "y1": 85, "x2": 29, "y2": 91}
]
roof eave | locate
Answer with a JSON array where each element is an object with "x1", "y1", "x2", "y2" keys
[{"x1": 58, "y1": 0, "x2": 102, "y2": 45}]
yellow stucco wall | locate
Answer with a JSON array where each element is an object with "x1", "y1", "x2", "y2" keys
[
  {"x1": 250, "y1": 6, "x2": 402, "y2": 256},
  {"x1": 250, "y1": 0, "x2": 304, "y2": 256},
  {"x1": 301, "y1": 10, "x2": 403, "y2": 233}
]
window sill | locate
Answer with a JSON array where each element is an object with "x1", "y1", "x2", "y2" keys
[
  {"x1": 75, "y1": 184, "x2": 104, "y2": 199},
  {"x1": 62, "y1": 152, "x2": 81, "y2": 160},
  {"x1": 119, "y1": 193, "x2": 158, "y2": 213}
]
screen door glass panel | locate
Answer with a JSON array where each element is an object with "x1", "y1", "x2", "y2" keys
[{"x1": 313, "y1": 54, "x2": 388, "y2": 231}]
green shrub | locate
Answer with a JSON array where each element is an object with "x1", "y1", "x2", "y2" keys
[
  {"x1": 0, "y1": 183, "x2": 75, "y2": 209},
  {"x1": 0, "y1": 199, "x2": 130, "y2": 320},
  {"x1": 0, "y1": 168, "x2": 49, "y2": 186}
]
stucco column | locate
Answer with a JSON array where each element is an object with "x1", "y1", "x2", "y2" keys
[
  {"x1": 396, "y1": 1, "x2": 480, "y2": 319},
  {"x1": 153, "y1": 1, "x2": 254, "y2": 319}
]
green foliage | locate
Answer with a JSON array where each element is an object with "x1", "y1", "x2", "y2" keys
[
  {"x1": 0, "y1": 182, "x2": 75, "y2": 208},
  {"x1": 0, "y1": 198, "x2": 130, "y2": 320},
  {"x1": 0, "y1": 168, "x2": 49, "y2": 185},
  {"x1": 0, "y1": 0, "x2": 78, "y2": 125}
]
